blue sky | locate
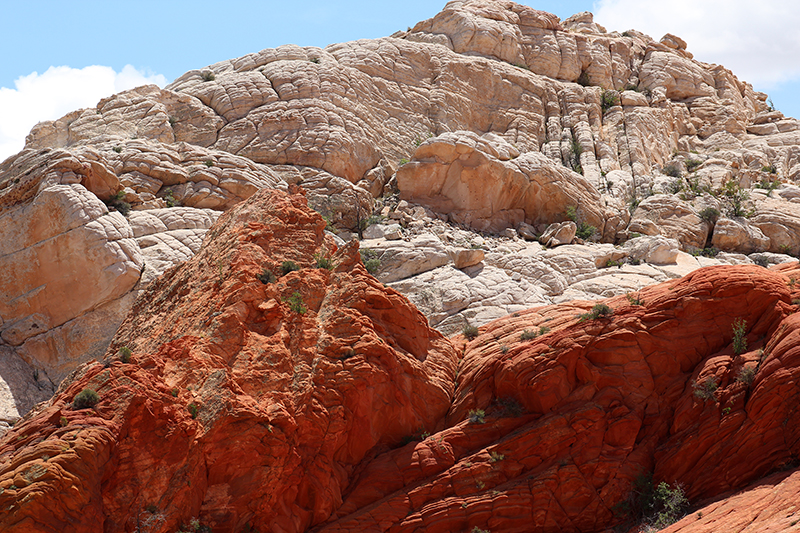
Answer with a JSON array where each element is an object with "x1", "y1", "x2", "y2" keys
[{"x1": 2, "y1": 1, "x2": 798, "y2": 160}]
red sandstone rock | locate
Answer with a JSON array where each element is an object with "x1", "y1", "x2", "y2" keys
[
  {"x1": 0, "y1": 189, "x2": 457, "y2": 533},
  {"x1": 1, "y1": 209, "x2": 799, "y2": 532}
]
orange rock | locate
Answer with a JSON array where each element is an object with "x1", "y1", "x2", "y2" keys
[
  {"x1": 0, "y1": 189, "x2": 457, "y2": 533},
  {"x1": 2, "y1": 203, "x2": 799, "y2": 533}
]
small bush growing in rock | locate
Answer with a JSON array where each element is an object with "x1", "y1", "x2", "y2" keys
[
  {"x1": 201, "y1": 71, "x2": 215, "y2": 82},
  {"x1": 579, "y1": 303, "x2": 613, "y2": 321},
  {"x1": 315, "y1": 254, "x2": 333, "y2": 270},
  {"x1": 489, "y1": 451, "x2": 505, "y2": 462},
  {"x1": 520, "y1": 329, "x2": 538, "y2": 341},
  {"x1": 284, "y1": 292, "x2": 307, "y2": 314},
  {"x1": 280, "y1": 261, "x2": 300, "y2": 275},
  {"x1": 736, "y1": 365, "x2": 756, "y2": 386},
  {"x1": 539, "y1": 325, "x2": 550, "y2": 335},
  {"x1": 72, "y1": 388, "x2": 100, "y2": 410},
  {"x1": 732, "y1": 317, "x2": 747, "y2": 354},
  {"x1": 692, "y1": 378, "x2": 718, "y2": 401},
  {"x1": 631, "y1": 475, "x2": 689, "y2": 530},
  {"x1": 118, "y1": 346, "x2": 132, "y2": 363},
  {"x1": 752, "y1": 255, "x2": 770, "y2": 268},
  {"x1": 360, "y1": 248, "x2": 381, "y2": 274},
  {"x1": 468, "y1": 409, "x2": 486, "y2": 424},
  {"x1": 698, "y1": 207, "x2": 720, "y2": 223},
  {"x1": 663, "y1": 162, "x2": 682, "y2": 178},
  {"x1": 188, "y1": 403, "x2": 199, "y2": 419},
  {"x1": 601, "y1": 89, "x2": 618, "y2": 112},
  {"x1": 685, "y1": 158, "x2": 703, "y2": 172},
  {"x1": 256, "y1": 268, "x2": 276, "y2": 284},
  {"x1": 462, "y1": 324, "x2": 479, "y2": 340},
  {"x1": 576, "y1": 222, "x2": 596, "y2": 240}
]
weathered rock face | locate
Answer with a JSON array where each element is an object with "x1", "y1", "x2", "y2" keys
[
  {"x1": 314, "y1": 265, "x2": 800, "y2": 532},
  {"x1": 396, "y1": 131, "x2": 606, "y2": 232},
  {"x1": 0, "y1": 189, "x2": 458, "y2": 533},
  {"x1": 5, "y1": 257, "x2": 798, "y2": 532}
]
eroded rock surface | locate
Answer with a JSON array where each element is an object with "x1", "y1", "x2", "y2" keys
[{"x1": 0, "y1": 189, "x2": 458, "y2": 532}]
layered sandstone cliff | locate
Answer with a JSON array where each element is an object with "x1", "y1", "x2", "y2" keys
[{"x1": 1, "y1": 188, "x2": 798, "y2": 532}]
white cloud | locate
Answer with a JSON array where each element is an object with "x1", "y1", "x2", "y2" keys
[
  {"x1": 0, "y1": 65, "x2": 167, "y2": 162},
  {"x1": 593, "y1": 0, "x2": 800, "y2": 88}
]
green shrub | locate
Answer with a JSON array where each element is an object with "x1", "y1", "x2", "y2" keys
[
  {"x1": 601, "y1": 89, "x2": 619, "y2": 112},
  {"x1": 284, "y1": 292, "x2": 307, "y2": 314},
  {"x1": 579, "y1": 303, "x2": 613, "y2": 321},
  {"x1": 188, "y1": 403, "x2": 199, "y2": 419},
  {"x1": 468, "y1": 409, "x2": 485, "y2": 424},
  {"x1": 163, "y1": 188, "x2": 175, "y2": 208},
  {"x1": 663, "y1": 162, "x2": 682, "y2": 178},
  {"x1": 685, "y1": 158, "x2": 702, "y2": 171},
  {"x1": 399, "y1": 158, "x2": 409, "y2": 166},
  {"x1": 112, "y1": 146, "x2": 122, "y2": 153},
  {"x1": 201, "y1": 71, "x2": 215, "y2": 82},
  {"x1": 565, "y1": 205, "x2": 577, "y2": 222},
  {"x1": 256, "y1": 268, "x2": 276, "y2": 284},
  {"x1": 204, "y1": 160, "x2": 214, "y2": 167},
  {"x1": 693, "y1": 378, "x2": 718, "y2": 401},
  {"x1": 118, "y1": 346, "x2": 132, "y2": 363},
  {"x1": 309, "y1": 57, "x2": 320, "y2": 64},
  {"x1": 72, "y1": 388, "x2": 100, "y2": 410},
  {"x1": 364, "y1": 258, "x2": 380, "y2": 274},
  {"x1": 105, "y1": 191, "x2": 131, "y2": 217},
  {"x1": 462, "y1": 324, "x2": 479, "y2": 340},
  {"x1": 520, "y1": 329, "x2": 538, "y2": 341},
  {"x1": 315, "y1": 254, "x2": 333, "y2": 270},
  {"x1": 736, "y1": 365, "x2": 756, "y2": 386},
  {"x1": 539, "y1": 326, "x2": 550, "y2": 335},
  {"x1": 280, "y1": 261, "x2": 301, "y2": 275},
  {"x1": 698, "y1": 207, "x2": 720, "y2": 223},
  {"x1": 761, "y1": 164, "x2": 777, "y2": 174},
  {"x1": 576, "y1": 222, "x2": 596, "y2": 240},
  {"x1": 721, "y1": 180, "x2": 754, "y2": 218},
  {"x1": 577, "y1": 71, "x2": 591, "y2": 87},
  {"x1": 752, "y1": 254, "x2": 769, "y2": 268},
  {"x1": 626, "y1": 293, "x2": 643, "y2": 306},
  {"x1": 732, "y1": 318, "x2": 747, "y2": 354},
  {"x1": 489, "y1": 451, "x2": 505, "y2": 462},
  {"x1": 624, "y1": 474, "x2": 689, "y2": 530},
  {"x1": 499, "y1": 345, "x2": 509, "y2": 354}
]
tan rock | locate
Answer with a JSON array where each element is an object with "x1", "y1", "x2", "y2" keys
[
  {"x1": 540, "y1": 221, "x2": 577, "y2": 247},
  {"x1": 397, "y1": 131, "x2": 605, "y2": 233},
  {"x1": 630, "y1": 195, "x2": 709, "y2": 249},
  {"x1": 450, "y1": 248, "x2": 485, "y2": 269},
  {"x1": 711, "y1": 217, "x2": 770, "y2": 254}
]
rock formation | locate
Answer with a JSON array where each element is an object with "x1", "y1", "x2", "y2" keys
[
  {"x1": 0, "y1": 189, "x2": 458, "y2": 532},
  {"x1": 2, "y1": 1, "x2": 800, "y2": 529},
  {"x1": 1, "y1": 192, "x2": 798, "y2": 531},
  {"x1": 2, "y1": 1, "x2": 800, "y2": 414}
]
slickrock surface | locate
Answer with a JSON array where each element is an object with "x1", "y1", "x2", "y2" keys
[
  {"x1": 1, "y1": 2, "x2": 800, "y2": 528},
  {"x1": 2, "y1": 205, "x2": 799, "y2": 532},
  {"x1": 0, "y1": 189, "x2": 458, "y2": 532},
  {"x1": 4, "y1": 0, "x2": 800, "y2": 420}
]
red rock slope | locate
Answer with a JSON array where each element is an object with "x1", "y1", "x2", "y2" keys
[
  {"x1": 315, "y1": 264, "x2": 800, "y2": 533},
  {"x1": 0, "y1": 190, "x2": 798, "y2": 532},
  {"x1": 0, "y1": 188, "x2": 457, "y2": 532}
]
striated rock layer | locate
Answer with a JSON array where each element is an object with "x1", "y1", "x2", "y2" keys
[
  {"x1": 0, "y1": 189, "x2": 457, "y2": 532},
  {"x1": 1, "y1": 191, "x2": 799, "y2": 532}
]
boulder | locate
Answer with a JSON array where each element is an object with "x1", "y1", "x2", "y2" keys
[{"x1": 540, "y1": 221, "x2": 577, "y2": 247}]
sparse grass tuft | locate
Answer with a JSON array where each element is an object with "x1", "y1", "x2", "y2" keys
[
  {"x1": 72, "y1": 389, "x2": 100, "y2": 410},
  {"x1": 118, "y1": 346, "x2": 132, "y2": 363},
  {"x1": 736, "y1": 365, "x2": 756, "y2": 386},
  {"x1": 462, "y1": 324, "x2": 479, "y2": 340},
  {"x1": 579, "y1": 303, "x2": 613, "y2": 321},
  {"x1": 692, "y1": 378, "x2": 718, "y2": 402},
  {"x1": 732, "y1": 318, "x2": 747, "y2": 354},
  {"x1": 280, "y1": 261, "x2": 301, "y2": 276},
  {"x1": 468, "y1": 409, "x2": 485, "y2": 424}
]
